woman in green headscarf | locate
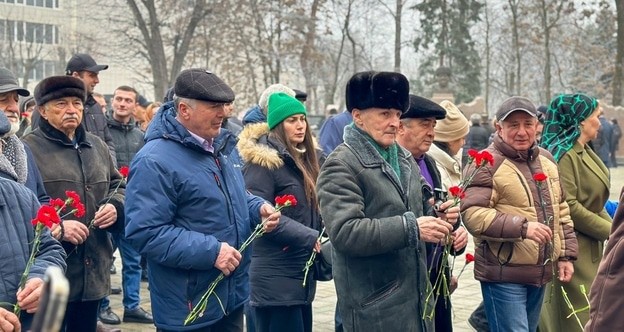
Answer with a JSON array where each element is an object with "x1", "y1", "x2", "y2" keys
[{"x1": 538, "y1": 93, "x2": 612, "y2": 332}]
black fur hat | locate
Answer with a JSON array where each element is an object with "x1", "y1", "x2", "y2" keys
[
  {"x1": 401, "y1": 94, "x2": 446, "y2": 120},
  {"x1": 34, "y1": 76, "x2": 86, "y2": 106},
  {"x1": 345, "y1": 71, "x2": 409, "y2": 113}
]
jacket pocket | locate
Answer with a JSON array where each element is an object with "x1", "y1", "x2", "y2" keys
[{"x1": 360, "y1": 279, "x2": 400, "y2": 308}]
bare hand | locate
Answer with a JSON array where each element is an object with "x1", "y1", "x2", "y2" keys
[
  {"x1": 214, "y1": 242, "x2": 242, "y2": 276},
  {"x1": 16, "y1": 278, "x2": 43, "y2": 313},
  {"x1": 0, "y1": 307, "x2": 20, "y2": 332},
  {"x1": 314, "y1": 240, "x2": 321, "y2": 253},
  {"x1": 435, "y1": 200, "x2": 460, "y2": 226},
  {"x1": 452, "y1": 227, "x2": 468, "y2": 252},
  {"x1": 63, "y1": 220, "x2": 89, "y2": 244},
  {"x1": 558, "y1": 261, "x2": 574, "y2": 282},
  {"x1": 525, "y1": 223, "x2": 552, "y2": 244},
  {"x1": 417, "y1": 216, "x2": 452, "y2": 243},
  {"x1": 92, "y1": 204, "x2": 117, "y2": 229},
  {"x1": 259, "y1": 203, "x2": 280, "y2": 233}
]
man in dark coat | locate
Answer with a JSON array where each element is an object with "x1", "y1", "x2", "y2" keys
[
  {"x1": 316, "y1": 71, "x2": 459, "y2": 332},
  {"x1": 23, "y1": 75, "x2": 125, "y2": 332}
]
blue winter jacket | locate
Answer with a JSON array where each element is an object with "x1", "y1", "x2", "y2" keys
[
  {"x1": 0, "y1": 178, "x2": 66, "y2": 329},
  {"x1": 125, "y1": 102, "x2": 266, "y2": 330}
]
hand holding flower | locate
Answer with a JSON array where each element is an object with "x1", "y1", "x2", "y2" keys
[
  {"x1": 558, "y1": 261, "x2": 574, "y2": 282},
  {"x1": 62, "y1": 220, "x2": 89, "y2": 245},
  {"x1": 0, "y1": 307, "x2": 20, "y2": 332},
  {"x1": 259, "y1": 203, "x2": 281, "y2": 233},
  {"x1": 434, "y1": 200, "x2": 460, "y2": 226},
  {"x1": 417, "y1": 216, "x2": 452, "y2": 244},
  {"x1": 92, "y1": 203, "x2": 117, "y2": 229},
  {"x1": 214, "y1": 243, "x2": 242, "y2": 276},
  {"x1": 525, "y1": 222, "x2": 552, "y2": 244},
  {"x1": 452, "y1": 227, "x2": 468, "y2": 252},
  {"x1": 16, "y1": 278, "x2": 43, "y2": 313}
]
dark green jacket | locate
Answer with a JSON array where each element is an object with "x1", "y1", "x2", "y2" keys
[{"x1": 317, "y1": 124, "x2": 432, "y2": 332}]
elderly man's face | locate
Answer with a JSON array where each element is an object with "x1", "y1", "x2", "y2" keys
[
  {"x1": 0, "y1": 91, "x2": 20, "y2": 126},
  {"x1": 178, "y1": 99, "x2": 227, "y2": 140},
  {"x1": 397, "y1": 117, "x2": 437, "y2": 158},
  {"x1": 496, "y1": 111, "x2": 537, "y2": 151},
  {"x1": 40, "y1": 97, "x2": 84, "y2": 138},
  {"x1": 352, "y1": 108, "x2": 402, "y2": 149}
]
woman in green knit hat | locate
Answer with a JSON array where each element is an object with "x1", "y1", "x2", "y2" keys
[{"x1": 237, "y1": 92, "x2": 323, "y2": 332}]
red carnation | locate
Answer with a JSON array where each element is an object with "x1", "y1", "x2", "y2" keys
[
  {"x1": 50, "y1": 198, "x2": 65, "y2": 211},
  {"x1": 65, "y1": 190, "x2": 81, "y2": 205},
  {"x1": 533, "y1": 172, "x2": 548, "y2": 182},
  {"x1": 35, "y1": 205, "x2": 61, "y2": 228},
  {"x1": 119, "y1": 166, "x2": 130, "y2": 179},
  {"x1": 74, "y1": 202, "x2": 86, "y2": 218},
  {"x1": 275, "y1": 194, "x2": 297, "y2": 208},
  {"x1": 480, "y1": 151, "x2": 494, "y2": 166},
  {"x1": 468, "y1": 149, "x2": 479, "y2": 160},
  {"x1": 465, "y1": 253, "x2": 475, "y2": 264},
  {"x1": 448, "y1": 186, "x2": 466, "y2": 199}
]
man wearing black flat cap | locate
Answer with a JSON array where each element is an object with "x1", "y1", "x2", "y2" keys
[
  {"x1": 22, "y1": 75, "x2": 126, "y2": 332},
  {"x1": 124, "y1": 68, "x2": 282, "y2": 332},
  {"x1": 64, "y1": 53, "x2": 116, "y2": 164},
  {"x1": 397, "y1": 94, "x2": 468, "y2": 332},
  {"x1": 317, "y1": 71, "x2": 460, "y2": 332}
]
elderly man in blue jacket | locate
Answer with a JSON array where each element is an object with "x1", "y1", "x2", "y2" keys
[{"x1": 125, "y1": 68, "x2": 281, "y2": 332}]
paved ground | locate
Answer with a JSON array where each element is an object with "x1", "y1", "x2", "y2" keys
[{"x1": 107, "y1": 166, "x2": 624, "y2": 331}]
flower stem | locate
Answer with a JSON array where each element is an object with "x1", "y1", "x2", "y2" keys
[
  {"x1": 302, "y1": 227, "x2": 325, "y2": 287},
  {"x1": 14, "y1": 224, "x2": 43, "y2": 315}
]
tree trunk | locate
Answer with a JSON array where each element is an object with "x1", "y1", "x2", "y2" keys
[
  {"x1": 540, "y1": 0, "x2": 552, "y2": 103},
  {"x1": 394, "y1": 0, "x2": 402, "y2": 72},
  {"x1": 614, "y1": 0, "x2": 624, "y2": 105},
  {"x1": 509, "y1": 0, "x2": 522, "y2": 95}
]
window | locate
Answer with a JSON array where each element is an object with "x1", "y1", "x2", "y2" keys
[{"x1": 1, "y1": 20, "x2": 59, "y2": 45}]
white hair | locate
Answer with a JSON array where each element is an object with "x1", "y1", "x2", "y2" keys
[{"x1": 258, "y1": 84, "x2": 295, "y2": 115}]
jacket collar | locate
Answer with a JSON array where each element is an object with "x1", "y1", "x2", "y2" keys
[
  {"x1": 145, "y1": 101, "x2": 236, "y2": 155},
  {"x1": 493, "y1": 134, "x2": 540, "y2": 162},
  {"x1": 572, "y1": 141, "x2": 610, "y2": 190},
  {"x1": 237, "y1": 123, "x2": 284, "y2": 170},
  {"x1": 343, "y1": 124, "x2": 413, "y2": 198},
  {"x1": 37, "y1": 117, "x2": 91, "y2": 148}
]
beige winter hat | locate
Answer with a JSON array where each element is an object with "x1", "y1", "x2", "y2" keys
[{"x1": 435, "y1": 100, "x2": 470, "y2": 142}]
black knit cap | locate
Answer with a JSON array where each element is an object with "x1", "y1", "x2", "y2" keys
[
  {"x1": 401, "y1": 94, "x2": 446, "y2": 120},
  {"x1": 34, "y1": 76, "x2": 86, "y2": 106},
  {"x1": 174, "y1": 68, "x2": 235, "y2": 103},
  {"x1": 346, "y1": 71, "x2": 410, "y2": 113}
]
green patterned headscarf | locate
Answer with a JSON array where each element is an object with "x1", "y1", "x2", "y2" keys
[{"x1": 539, "y1": 93, "x2": 597, "y2": 162}]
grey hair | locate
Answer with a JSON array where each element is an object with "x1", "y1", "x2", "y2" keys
[
  {"x1": 258, "y1": 84, "x2": 295, "y2": 115},
  {"x1": 470, "y1": 113, "x2": 481, "y2": 125}
]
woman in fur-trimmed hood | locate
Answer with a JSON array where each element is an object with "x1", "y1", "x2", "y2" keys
[{"x1": 237, "y1": 93, "x2": 323, "y2": 332}]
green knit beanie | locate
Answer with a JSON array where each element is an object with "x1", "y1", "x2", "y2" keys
[{"x1": 267, "y1": 92, "x2": 307, "y2": 130}]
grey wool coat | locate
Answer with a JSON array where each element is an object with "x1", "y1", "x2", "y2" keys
[{"x1": 316, "y1": 124, "x2": 433, "y2": 332}]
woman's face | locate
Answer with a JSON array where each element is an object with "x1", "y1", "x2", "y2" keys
[
  {"x1": 581, "y1": 107, "x2": 602, "y2": 141},
  {"x1": 282, "y1": 114, "x2": 307, "y2": 145},
  {"x1": 448, "y1": 136, "x2": 466, "y2": 156}
]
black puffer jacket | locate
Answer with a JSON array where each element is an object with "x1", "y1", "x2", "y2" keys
[
  {"x1": 106, "y1": 114, "x2": 145, "y2": 167},
  {"x1": 237, "y1": 123, "x2": 321, "y2": 307},
  {"x1": 83, "y1": 96, "x2": 116, "y2": 164}
]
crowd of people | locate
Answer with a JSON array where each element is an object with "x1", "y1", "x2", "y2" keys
[{"x1": 1, "y1": 51, "x2": 624, "y2": 332}]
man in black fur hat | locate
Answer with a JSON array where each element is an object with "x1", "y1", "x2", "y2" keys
[{"x1": 317, "y1": 71, "x2": 460, "y2": 332}]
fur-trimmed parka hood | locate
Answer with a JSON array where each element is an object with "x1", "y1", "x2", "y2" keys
[{"x1": 237, "y1": 122, "x2": 284, "y2": 170}]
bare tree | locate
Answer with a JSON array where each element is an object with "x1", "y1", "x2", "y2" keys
[
  {"x1": 614, "y1": 0, "x2": 624, "y2": 105},
  {"x1": 123, "y1": 0, "x2": 210, "y2": 101}
]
